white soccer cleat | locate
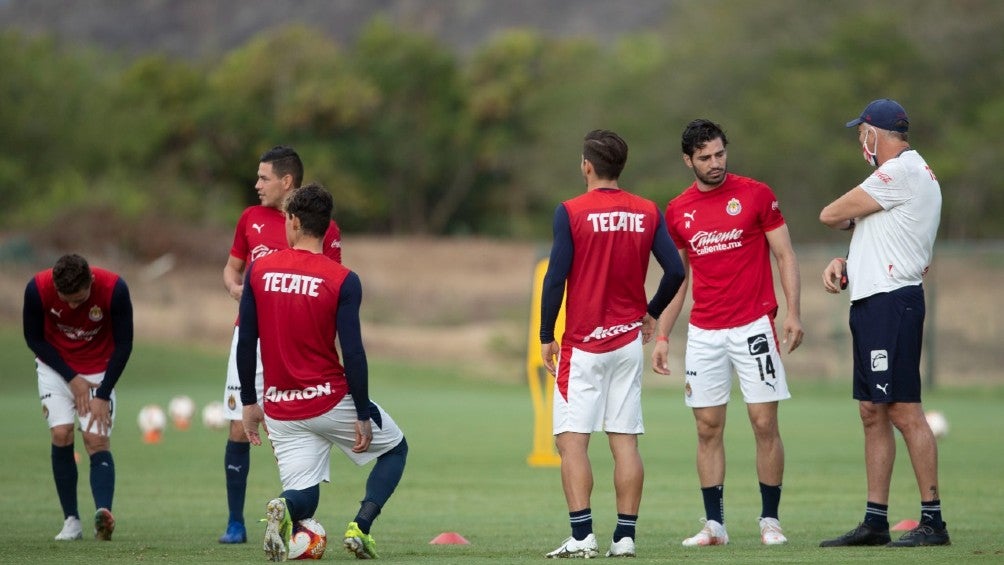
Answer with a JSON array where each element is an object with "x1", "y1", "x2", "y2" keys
[
  {"x1": 54, "y1": 516, "x2": 83, "y2": 541},
  {"x1": 545, "y1": 533, "x2": 599, "y2": 558},
  {"x1": 759, "y1": 517, "x2": 788, "y2": 545},
  {"x1": 605, "y1": 536, "x2": 636, "y2": 557},
  {"x1": 263, "y1": 498, "x2": 292, "y2": 562},
  {"x1": 682, "y1": 519, "x2": 729, "y2": 547}
]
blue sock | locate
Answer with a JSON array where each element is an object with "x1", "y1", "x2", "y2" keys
[
  {"x1": 51, "y1": 444, "x2": 78, "y2": 519},
  {"x1": 759, "y1": 482, "x2": 782, "y2": 520},
  {"x1": 224, "y1": 440, "x2": 250, "y2": 524},
  {"x1": 864, "y1": 501, "x2": 889, "y2": 529},
  {"x1": 920, "y1": 499, "x2": 944, "y2": 528},
  {"x1": 89, "y1": 451, "x2": 115, "y2": 511},
  {"x1": 570, "y1": 508, "x2": 592, "y2": 541},
  {"x1": 281, "y1": 485, "x2": 320, "y2": 523},
  {"x1": 356, "y1": 437, "x2": 408, "y2": 534},
  {"x1": 702, "y1": 485, "x2": 725, "y2": 525},
  {"x1": 613, "y1": 513, "x2": 637, "y2": 542}
]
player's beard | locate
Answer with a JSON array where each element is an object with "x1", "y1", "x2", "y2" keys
[{"x1": 696, "y1": 166, "x2": 726, "y2": 188}]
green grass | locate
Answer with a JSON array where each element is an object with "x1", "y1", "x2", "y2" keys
[{"x1": 0, "y1": 326, "x2": 1002, "y2": 563}]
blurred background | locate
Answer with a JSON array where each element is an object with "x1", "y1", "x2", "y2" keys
[{"x1": 0, "y1": 0, "x2": 1000, "y2": 384}]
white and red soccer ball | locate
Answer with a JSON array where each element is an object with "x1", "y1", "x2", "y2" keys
[
  {"x1": 168, "y1": 395, "x2": 195, "y2": 430},
  {"x1": 925, "y1": 410, "x2": 949, "y2": 439},
  {"x1": 288, "y1": 518, "x2": 327, "y2": 560},
  {"x1": 137, "y1": 404, "x2": 167, "y2": 443},
  {"x1": 201, "y1": 401, "x2": 227, "y2": 430}
]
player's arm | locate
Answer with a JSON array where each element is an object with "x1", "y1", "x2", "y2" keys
[
  {"x1": 539, "y1": 204, "x2": 572, "y2": 375},
  {"x1": 819, "y1": 186, "x2": 882, "y2": 230},
  {"x1": 652, "y1": 249, "x2": 689, "y2": 375},
  {"x1": 22, "y1": 279, "x2": 76, "y2": 381},
  {"x1": 94, "y1": 278, "x2": 134, "y2": 400},
  {"x1": 647, "y1": 214, "x2": 686, "y2": 319},
  {"x1": 336, "y1": 272, "x2": 374, "y2": 452},
  {"x1": 223, "y1": 255, "x2": 247, "y2": 302},
  {"x1": 236, "y1": 263, "x2": 260, "y2": 406},
  {"x1": 766, "y1": 224, "x2": 804, "y2": 353}
]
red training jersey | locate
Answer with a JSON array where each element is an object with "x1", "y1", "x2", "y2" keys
[
  {"x1": 247, "y1": 249, "x2": 350, "y2": 420},
  {"x1": 33, "y1": 267, "x2": 121, "y2": 375},
  {"x1": 562, "y1": 188, "x2": 661, "y2": 353},
  {"x1": 230, "y1": 204, "x2": 342, "y2": 324},
  {"x1": 665, "y1": 173, "x2": 785, "y2": 329}
]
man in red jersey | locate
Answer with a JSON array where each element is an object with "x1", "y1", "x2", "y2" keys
[
  {"x1": 217, "y1": 146, "x2": 343, "y2": 544},
  {"x1": 238, "y1": 183, "x2": 407, "y2": 561},
  {"x1": 23, "y1": 253, "x2": 133, "y2": 542},
  {"x1": 652, "y1": 119, "x2": 803, "y2": 547},
  {"x1": 540, "y1": 130, "x2": 685, "y2": 559}
]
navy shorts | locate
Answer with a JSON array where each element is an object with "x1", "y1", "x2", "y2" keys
[{"x1": 849, "y1": 284, "x2": 925, "y2": 403}]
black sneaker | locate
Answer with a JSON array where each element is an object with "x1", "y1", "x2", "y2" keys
[
  {"x1": 887, "y1": 522, "x2": 951, "y2": 547},
  {"x1": 819, "y1": 522, "x2": 891, "y2": 547}
]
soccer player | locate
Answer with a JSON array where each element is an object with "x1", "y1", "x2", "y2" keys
[
  {"x1": 819, "y1": 99, "x2": 949, "y2": 547},
  {"x1": 238, "y1": 183, "x2": 408, "y2": 561},
  {"x1": 218, "y1": 145, "x2": 343, "y2": 544},
  {"x1": 540, "y1": 130, "x2": 685, "y2": 558},
  {"x1": 23, "y1": 253, "x2": 133, "y2": 541},
  {"x1": 652, "y1": 119, "x2": 803, "y2": 547}
]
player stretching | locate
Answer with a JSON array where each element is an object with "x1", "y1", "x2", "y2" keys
[
  {"x1": 653, "y1": 119, "x2": 803, "y2": 547},
  {"x1": 218, "y1": 146, "x2": 342, "y2": 544},
  {"x1": 23, "y1": 254, "x2": 134, "y2": 541},
  {"x1": 238, "y1": 183, "x2": 408, "y2": 561},
  {"x1": 541, "y1": 129, "x2": 685, "y2": 558}
]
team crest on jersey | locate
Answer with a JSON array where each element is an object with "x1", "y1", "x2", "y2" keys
[
  {"x1": 726, "y1": 198, "x2": 742, "y2": 216},
  {"x1": 684, "y1": 381, "x2": 693, "y2": 397},
  {"x1": 228, "y1": 394, "x2": 238, "y2": 411},
  {"x1": 88, "y1": 306, "x2": 104, "y2": 322}
]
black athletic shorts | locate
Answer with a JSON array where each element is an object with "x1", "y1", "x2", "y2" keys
[{"x1": 849, "y1": 284, "x2": 925, "y2": 403}]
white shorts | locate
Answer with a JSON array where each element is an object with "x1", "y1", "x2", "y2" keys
[
  {"x1": 37, "y1": 360, "x2": 116, "y2": 437},
  {"x1": 552, "y1": 334, "x2": 644, "y2": 435},
  {"x1": 683, "y1": 315, "x2": 791, "y2": 408},
  {"x1": 265, "y1": 396, "x2": 404, "y2": 491},
  {"x1": 224, "y1": 326, "x2": 264, "y2": 420}
]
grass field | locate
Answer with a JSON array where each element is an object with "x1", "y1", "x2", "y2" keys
[{"x1": 0, "y1": 326, "x2": 1002, "y2": 564}]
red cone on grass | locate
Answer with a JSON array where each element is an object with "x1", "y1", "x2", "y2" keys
[
  {"x1": 430, "y1": 532, "x2": 470, "y2": 545},
  {"x1": 892, "y1": 519, "x2": 919, "y2": 531}
]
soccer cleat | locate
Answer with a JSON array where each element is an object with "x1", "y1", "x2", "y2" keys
[
  {"x1": 681, "y1": 519, "x2": 728, "y2": 547},
  {"x1": 887, "y1": 522, "x2": 951, "y2": 547},
  {"x1": 605, "y1": 536, "x2": 636, "y2": 557},
  {"x1": 263, "y1": 498, "x2": 293, "y2": 561},
  {"x1": 219, "y1": 520, "x2": 248, "y2": 544},
  {"x1": 344, "y1": 521, "x2": 379, "y2": 559},
  {"x1": 54, "y1": 516, "x2": 83, "y2": 541},
  {"x1": 819, "y1": 522, "x2": 890, "y2": 547},
  {"x1": 545, "y1": 533, "x2": 599, "y2": 558},
  {"x1": 758, "y1": 517, "x2": 788, "y2": 545},
  {"x1": 94, "y1": 508, "x2": 115, "y2": 541}
]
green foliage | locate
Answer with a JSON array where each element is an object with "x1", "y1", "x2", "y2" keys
[{"x1": 2, "y1": 2, "x2": 1003, "y2": 242}]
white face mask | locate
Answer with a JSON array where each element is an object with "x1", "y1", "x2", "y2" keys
[{"x1": 861, "y1": 127, "x2": 879, "y2": 167}]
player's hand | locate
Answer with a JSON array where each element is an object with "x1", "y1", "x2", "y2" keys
[
  {"x1": 640, "y1": 314, "x2": 656, "y2": 344},
  {"x1": 822, "y1": 258, "x2": 846, "y2": 294},
  {"x1": 782, "y1": 314, "x2": 804, "y2": 353},
  {"x1": 69, "y1": 375, "x2": 93, "y2": 416},
  {"x1": 85, "y1": 397, "x2": 111, "y2": 436},
  {"x1": 241, "y1": 404, "x2": 265, "y2": 446},
  {"x1": 352, "y1": 419, "x2": 373, "y2": 453},
  {"x1": 651, "y1": 338, "x2": 672, "y2": 375},
  {"x1": 229, "y1": 283, "x2": 244, "y2": 302},
  {"x1": 541, "y1": 341, "x2": 560, "y2": 376}
]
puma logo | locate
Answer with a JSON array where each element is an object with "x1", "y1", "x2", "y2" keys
[
  {"x1": 252, "y1": 223, "x2": 264, "y2": 234},
  {"x1": 764, "y1": 381, "x2": 776, "y2": 392},
  {"x1": 876, "y1": 383, "x2": 889, "y2": 394},
  {"x1": 683, "y1": 210, "x2": 696, "y2": 228},
  {"x1": 226, "y1": 464, "x2": 243, "y2": 473},
  {"x1": 50, "y1": 308, "x2": 63, "y2": 318}
]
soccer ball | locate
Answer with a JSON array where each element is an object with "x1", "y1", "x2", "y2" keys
[
  {"x1": 201, "y1": 401, "x2": 227, "y2": 430},
  {"x1": 288, "y1": 518, "x2": 327, "y2": 560},
  {"x1": 168, "y1": 395, "x2": 195, "y2": 430},
  {"x1": 137, "y1": 404, "x2": 166, "y2": 443},
  {"x1": 925, "y1": 410, "x2": 949, "y2": 439}
]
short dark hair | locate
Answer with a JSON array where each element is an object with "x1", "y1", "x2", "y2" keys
[
  {"x1": 582, "y1": 130, "x2": 628, "y2": 180},
  {"x1": 681, "y1": 119, "x2": 728, "y2": 157},
  {"x1": 284, "y1": 182, "x2": 333, "y2": 238},
  {"x1": 52, "y1": 254, "x2": 92, "y2": 294},
  {"x1": 260, "y1": 145, "x2": 304, "y2": 188}
]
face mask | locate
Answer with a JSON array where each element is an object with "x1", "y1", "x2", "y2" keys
[{"x1": 861, "y1": 127, "x2": 878, "y2": 167}]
